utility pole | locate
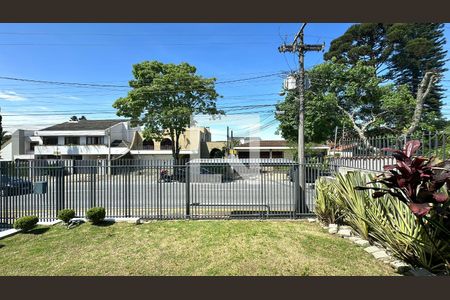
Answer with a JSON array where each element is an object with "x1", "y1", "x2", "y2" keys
[{"x1": 278, "y1": 23, "x2": 324, "y2": 216}]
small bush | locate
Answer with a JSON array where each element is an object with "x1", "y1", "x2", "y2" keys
[
  {"x1": 13, "y1": 216, "x2": 39, "y2": 231},
  {"x1": 57, "y1": 209, "x2": 76, "y2": 223},
  {"x1": 86, "y1": 207, "x2": 106, "y2": 224}
]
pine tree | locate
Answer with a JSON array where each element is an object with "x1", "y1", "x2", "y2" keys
[
  {"x1": 324, "y1": 23, "x2": 392, "y2": 74},
  {"x1": 387, "y1": 23, "x2": 448, "y2": 128}
]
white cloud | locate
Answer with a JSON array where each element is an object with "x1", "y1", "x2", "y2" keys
[
  {"x1": 51, "y1": 94, "x2": 81, "y2": 100},
  {"x1": 2, "y1": 115, "x2": 69, "y2": 132},
  {"x1": 0, "y1": 90, "x2": 27, "y2": 101}
]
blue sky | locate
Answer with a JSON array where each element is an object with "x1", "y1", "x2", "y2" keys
[{"x1": 0, "y1": 23, "x2": 449, "y2": 141}]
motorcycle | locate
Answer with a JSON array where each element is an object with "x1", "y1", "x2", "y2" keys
[{"x1": 160, "y1": 169, "x2": 174, "y2": 182}]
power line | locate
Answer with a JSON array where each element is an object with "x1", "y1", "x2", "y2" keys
[{"x1": 0, "y1": 72, "x2": 286, "y2": 90}]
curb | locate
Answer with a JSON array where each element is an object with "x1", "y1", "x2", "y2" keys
[
  {"x1": 1, "y1": 219, "x2": 62, "y2": 240},
  {"x1": 69, "y1": 217, "x2": 142, "y2": 224}
]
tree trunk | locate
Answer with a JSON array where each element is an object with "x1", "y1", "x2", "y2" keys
[{"x1": 399, "y1": 72, "x2": 436, "y2": 141}]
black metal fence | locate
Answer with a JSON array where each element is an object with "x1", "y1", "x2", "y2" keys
[
  {"x1": 0, "y1": 159, "x2": 331, "y2": 228},
  {"x1": 330, "y1": 131, "x2": 449, "y2": 172}
]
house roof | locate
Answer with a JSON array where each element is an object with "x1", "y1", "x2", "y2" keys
[
  {"x1": 239, "y1": 140, "x2": 288, "y2": 148},
  {"x1": 40, "y1": 119, "x2": 128, "y2": 131}
]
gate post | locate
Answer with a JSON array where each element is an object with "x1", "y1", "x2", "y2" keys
[{"x1": 185, "y1": 164, "x2": 190, "y2": 219}]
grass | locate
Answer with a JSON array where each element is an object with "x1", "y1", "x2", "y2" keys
[{"x1": 0, "y1": 220, "x2": 398, "y2": 276}]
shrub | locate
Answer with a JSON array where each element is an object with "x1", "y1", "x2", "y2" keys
[
  {"x1": 355, "y1": 140, "x2": 450, "y2": 273},
  {"x1": 317, "y1": 168, "x2": 450, "y2": 273},
  {"x1": 315, "y1": 177, "x2": 342, "y2": 225},
  {"x1": 86, "y1": 207, "x2": 106, "y2": 224},
  {"x1": 365, "y1": 193, "x2": 448, "y2": 272},
  {"x1": 13, "y1": 216, "x2": 39, "y2": 231},
  {"x1": 332, "y1": 172, "x2": 371, "y2": 240},
  {"x1": 57, "y1": 209, "x2": 76, "y2": 223}
]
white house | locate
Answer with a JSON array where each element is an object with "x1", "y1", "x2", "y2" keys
[
  {"x1": 0, "y1": 129, "x2": 40, "y2": 161},
  {"x1": 33, "y1": 119, "x2": 136, "y2": 160},
  {"x1": 1, "y1": 118, "x2": 213, "y2": 162}
]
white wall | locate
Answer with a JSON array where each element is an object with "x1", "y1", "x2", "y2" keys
[{"x1": 0, "y1": 142, "x2": 13, "y2": 161}]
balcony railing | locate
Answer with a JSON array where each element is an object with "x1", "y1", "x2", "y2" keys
[{"x1": 34, "y1": 145, "x2": 129, "y2": 156}]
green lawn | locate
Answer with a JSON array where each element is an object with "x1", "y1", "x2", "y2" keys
[{"x1": 0, "y1": 220, "x2": 398, "y2": 276}]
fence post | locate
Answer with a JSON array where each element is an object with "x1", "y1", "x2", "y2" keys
[
  {"x1": 56, "y1": 163, "x2": 65, "y2": 213},
  {"x1": 89, "y1": 161, "x2": 96, "y2": 208},
  {"x1": 294, "y1": 164, "x2": 300, "y2": 218},
  {"x1": 126, "y1": 163, "x2": 131, "y2": 217},
  {"x1": 443, "y1": 132, "x2": 446, "y2": 161},
  {"x1": 185, "y1": 164, "x2": 190, "y2": 219}
]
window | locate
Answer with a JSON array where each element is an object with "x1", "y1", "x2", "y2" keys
[
  {"x1": 160, "y1": 138, "x2": 172, "y2": 150},
  {"x1": 64, "y1": 136, "x2": 80, "y2": 145},
  {"x1": 143, "y1": 139, "x2": 154, "y2": 150},
  {"x1": 29, "y1": 142, "x2": 39, "y2": 152},
  {"x1": 86, "y1": 136, "x2": 104, "y2": 145},
  {"x1": 42, "y1": 136, "x2": 58, "y2": 145}
]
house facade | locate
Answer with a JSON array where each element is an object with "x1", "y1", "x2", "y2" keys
[
  {"x1": 0, "y1": 129, "x2": 39, "y2": 161},
  {"x1": 33, "y1": 119, "x2": 135, "y2": 160},
  {"x1": 234, "y1": 140, "x2": 295, "y2": 159},
  {"x1": 1, "y1": 118, "x2": 213, "y2": 162},
  {"x1": 129, "y1": 127, "x2": 212, "y2": 160}
]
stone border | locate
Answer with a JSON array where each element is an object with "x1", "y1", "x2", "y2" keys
[
  {"x1": 0, "y1": 220, "x2": 63, "y2": 240},
  {"x1": 319, "y1": 221, "x2": 436, "y2": 276},
  {"x1": 1, "y1": 217, "x2": 142, "y2": 240}
]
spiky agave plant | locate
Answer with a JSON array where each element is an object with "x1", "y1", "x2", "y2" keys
[
  {"x1": 356, "y1": 140, "x2": 450, "y2": 273},
  {"x1": 315, "y1": 177, "x2": 343, "y2": 225}
]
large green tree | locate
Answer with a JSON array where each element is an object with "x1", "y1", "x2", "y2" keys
[
  {"x1": 324, "y1": 23, "x2": 448, "y2": 131},
  {"x1": 113, "y1": 61, "x2": 223, "y2": 161},
  {"x1": 275, "y1": 61, "x2": 434, "y2": 146}
]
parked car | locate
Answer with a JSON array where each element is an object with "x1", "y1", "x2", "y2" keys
[
  {"x1": 287, "y1": 166, "x2": 331, "y2": 183},
  {"x1": 0, "y1": 175, "x2": 34, "y2": 197},
  {"x1": 160, "y1": 167, "x2": 229, "y2": 183}
]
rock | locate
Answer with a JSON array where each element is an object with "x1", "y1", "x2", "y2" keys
[
  {"x1": 348, "y1": 236, "x2": 360, "y2": 242},
  {"x1": 390, "y1": 260, "x2": 411, "y2": 273},
  {"x1": 372, "y1": 250, "x2": 390, "y2": 261},
  {"x1": 407, "y1": 268, "x2": 436, "y2": 276},
  {"x1": 338, "y1": 225, "x2": 352, "y2": 230},
  {"x1": 364, "y1": 246, "x2": 380, "y2": 253},
  {"x1": 104, "y1": 217, "x2": 141, "y2": 224},
  {"x1": 355, "y1": 239, "x2": 370, "y2": 247},
  {"x1": 337, "y1": 228, "x2": 352, "y2": 237},
  {"x1": 328, "y1": 227, "x2": 338, "y2": 234},
  {"x1": 328, "y1": 223, "x2": 338, "y2": 229},
  {"x1": 307, "y1": 218, "x2": 317, "y2": 223}
]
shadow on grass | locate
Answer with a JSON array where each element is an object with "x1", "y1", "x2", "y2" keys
[
  {"x1": 0, "y1": 244, "x2": 4, "y2": 249},
  {"x1": 92, "y1": 220, "x2": 115, "y2": 227},
  {"x1": 24, "y1": 227, "x2": 50, "y2": 235}
]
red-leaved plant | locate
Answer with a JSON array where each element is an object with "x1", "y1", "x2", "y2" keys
[
  {"x1": 356, "y1": 140, "x2": 450, "y2": 273},
  {"x1": 356, "y1": 140, "x2": 450, "y2": 218}
]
